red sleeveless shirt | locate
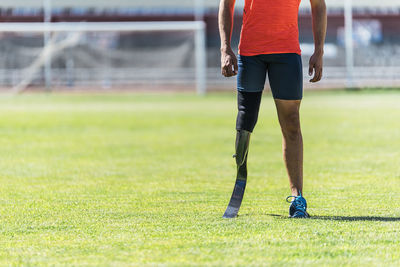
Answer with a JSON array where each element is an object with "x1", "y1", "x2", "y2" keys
[{"x1": 238, "y1": 0, "x2": 302, "y2": 56}]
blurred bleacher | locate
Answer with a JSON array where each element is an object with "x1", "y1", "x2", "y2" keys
[
  {"x1": 1, "y1": 0, "x2": 400, "y2": 9},
  {"x1": 1, "y1": 0, "x2": 400, "y2": 18}
]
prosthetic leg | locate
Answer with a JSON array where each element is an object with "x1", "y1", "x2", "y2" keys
[
  {"x1": 223, "y1": 91, "x2": 262, "y2": 218},
  {"x1": 222, "y1": 130, "x2": 251, "y2": 218}
]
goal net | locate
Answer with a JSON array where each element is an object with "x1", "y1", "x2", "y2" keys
[{"x1": 0, "y1": 22, "x2": 207, "y2": 94}]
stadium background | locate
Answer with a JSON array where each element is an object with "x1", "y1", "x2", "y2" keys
[{"x1": 0, "y1": 0, "x2": 400, "y2": 91}]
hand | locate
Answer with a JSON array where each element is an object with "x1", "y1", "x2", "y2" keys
[
  {"x1": 308, "y1": 51, "x2": 323, "y2": 83},
  {"x1": 220, "y1": 47, "x2": 238, "y2": 77}
]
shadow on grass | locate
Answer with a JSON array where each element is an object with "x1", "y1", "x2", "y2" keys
[{"x1": 267, "y1": 214, "x2": 400, "y2": 221}]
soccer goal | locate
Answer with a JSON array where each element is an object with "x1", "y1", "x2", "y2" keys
[{"x1": 0, "y1": 21, "x2": 207, "y2": 94}]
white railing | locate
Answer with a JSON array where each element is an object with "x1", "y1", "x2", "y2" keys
[{"x1": 1, "y1": 67, "x2": 400, "y2": 90}]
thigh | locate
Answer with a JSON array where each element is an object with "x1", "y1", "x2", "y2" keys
[
  {"x1": 267, "y1": 54, "x2": 303, "y2": 100},
  {"x1": 237, "y1": 55, "x2": 267, "y2": 93}
]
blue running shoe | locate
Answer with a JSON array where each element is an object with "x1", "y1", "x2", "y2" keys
[{"x1": 286, "y1": 192, "x2": 310, "y2": 218}]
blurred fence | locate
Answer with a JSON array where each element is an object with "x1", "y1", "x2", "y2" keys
[{"x1": 0, "y1": 1, "x2": 400, "y2": 92}]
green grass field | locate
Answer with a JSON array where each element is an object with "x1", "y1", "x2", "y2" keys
[{"x1": 0, "y1": 91, "x2": 399, "y2": 266}]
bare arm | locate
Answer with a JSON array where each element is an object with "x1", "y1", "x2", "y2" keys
[
  {"x1": 309, "y1": 0, "x2": 327, "y2": 83},
  {"x1": 218, "y1": 0, "x2": 238, "y2": 77}
]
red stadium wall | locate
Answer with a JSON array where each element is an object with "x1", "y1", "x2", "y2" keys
[{"x1": 0, "y1": 10, "x2": 399, "y2": 44}]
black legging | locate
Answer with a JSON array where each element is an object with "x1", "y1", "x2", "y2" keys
[{"x1": 236, "y1": 91, "x2": 263, "y2": 132}]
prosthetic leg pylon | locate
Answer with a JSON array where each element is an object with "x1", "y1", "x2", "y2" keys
[{"x1": 222, "y1": 130, "x2": 251, "y2": 218}]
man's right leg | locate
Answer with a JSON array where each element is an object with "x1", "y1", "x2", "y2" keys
[
  {"x1": 223, "y1": 54, "x2": 266, "y2": 218},
  {"x1": 222, "y1": 91, "x2": 262, "y2": 218}
]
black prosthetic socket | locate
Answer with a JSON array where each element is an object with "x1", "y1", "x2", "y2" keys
[{"x1": 236, "y1": 91, "x2": 263, "y2": 132}]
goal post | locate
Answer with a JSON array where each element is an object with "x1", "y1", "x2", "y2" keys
[
  {"x1": 0, "y1": 21, "x2": 207, "y2": 94},
  {"x1": 344, "y1": 0, "x2": 354, "y2": 89}
]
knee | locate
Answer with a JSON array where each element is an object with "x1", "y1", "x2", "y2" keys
[{"x1": 281, "y1": 112, "x2": 301, "y2": 140}]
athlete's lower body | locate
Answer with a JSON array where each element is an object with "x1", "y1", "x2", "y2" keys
[{"x1": 235, "y1": 53, "x2": 309, "y2": 218}]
